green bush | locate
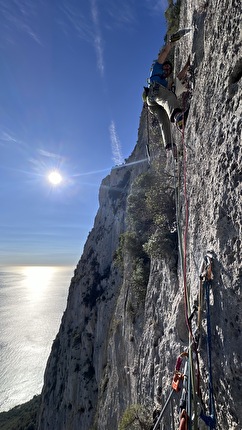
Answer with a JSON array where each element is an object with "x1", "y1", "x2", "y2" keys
[
  {"x1": 143, "y1": 229, "x2": 177, "y2": 259},
  {"x1": 114, "y1": 231, "x2": 148, "y2": 269},
  {"x1": 130, "y1": 258, "x2": 150, "y2": 301},
  {"x1": 127, "y1": 170, "x2": 176, "y2": 259},
  {"x1": 118, "y1": 404, "x2": 152, "y2": 430},
  {"x1": 165, "y1": 0, "x2": 181, "y2": 36},
  {"x1": 114, "y1": 232, "x2": 143, "y2": 269},
  {"x1": 115, "y1": 168, "x2": 177, "y2": 313}
]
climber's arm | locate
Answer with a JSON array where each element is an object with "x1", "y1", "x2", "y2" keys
[{"x1": 157, "y1": 41, "x2": 174, "y2": 64}]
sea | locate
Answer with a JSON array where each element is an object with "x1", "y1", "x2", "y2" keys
[{"x1": 0, "y1": 265, "x2": 74, "y2": 413}]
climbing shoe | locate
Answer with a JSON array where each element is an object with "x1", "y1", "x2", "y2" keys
[
  {"x1": 175, "y1": 108, "x2": 189, "y2": 131},
  {"x1": 170, "y1": 108, "x2": 182, "y2": 123}
]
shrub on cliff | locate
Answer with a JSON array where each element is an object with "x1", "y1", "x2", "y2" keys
[
  {"x1": 127, "y1": 170, "x2": 176, "y2": 259},
  {"x1": 118, "y1": 403, "x2": 152, "y2": 430},
  {"x1": 0, "y1": 395, "x2": 40, "y2": 430},
  {"x1": 165, "y1": 0, "x2": 181, "y2": 36}
]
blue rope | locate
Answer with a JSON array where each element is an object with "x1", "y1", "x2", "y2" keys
[{"x1": 200, "y1": 280, "x2": 216, "y2": 429}]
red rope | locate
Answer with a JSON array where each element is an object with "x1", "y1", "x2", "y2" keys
[
  {"x1": 181, "y1": 98, "x2": 201, "y2": 397},
  {"x1": 181, "y1": 103, "x2": 190, "y2": 334},
  {"x1": 179, "y1": 410, "x2": 188, "y2": 430}
]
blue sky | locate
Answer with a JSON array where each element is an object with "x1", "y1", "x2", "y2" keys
[{"x1": 0, "y1": 0, "x2": 168, "y2": 266}]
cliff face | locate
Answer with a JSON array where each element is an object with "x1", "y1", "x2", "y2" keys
[{"x1": 38, "y1": 1, "x2": 241, "y2": 429}]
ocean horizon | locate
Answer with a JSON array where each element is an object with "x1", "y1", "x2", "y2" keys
[{"x1": 0, "y1": 265, "x2": 74, "y2": 413}]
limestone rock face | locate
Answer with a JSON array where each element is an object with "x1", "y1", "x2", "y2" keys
[{"x1": 38, "y1": 1, "x2": 241, "y2": 429}]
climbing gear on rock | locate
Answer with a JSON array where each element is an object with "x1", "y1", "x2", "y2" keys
[
  {"x1": 169, "y1": 28, "x2": 192, "y2": 43},
  {"x1": 175, "y1": 108, "x2": 190, "y2": 132},
  {"x1": 172, "y1": 371, "x2": 184, "y2": 392},
  {"x1": 197, "y1": 251, "x2": 214, "y2": 336},
  {"x1": 199, "y1": 252, "x2": 216, "y2": 429},
  {"x1": 172, "y1": 352, "x2": 188, "y2": 393},
  {"x1": 199, "y1": 251, "x2": 214, "y2": 282}
]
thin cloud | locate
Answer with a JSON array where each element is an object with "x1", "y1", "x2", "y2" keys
[
  {"x1": 0, "y1": 0, "x2": 43, "y2": 46},
  {"x1": 0, "y1": 130, "x2": 25, "y2": 148},
  {"x1": 23, "y1": 26, "x2": 42, "y2": 46},
  {"x1": 0, "y1": 131, "x2": 17, "y2": 144},
  {"x1": 37, "y1": 149, "x2": 64, "y2": 160},
  {"x1": 90, "y1": 0, "x2": 105, "y2": 76},
  {"x1": 104, "y1": 1, "x2": 136, "y2": 27},
  {"x1": 59, "y1": 2, "x2": 93, "y2": 43},
  {"x1": 109, "y1": 121, "x2": 124, "y2": 166},
  {"x1": 144, "y1": 0, "x2": 167, "y2": 13},
  {"x1": 59, "y1": 0, "x2": 105, "y2": 77}
]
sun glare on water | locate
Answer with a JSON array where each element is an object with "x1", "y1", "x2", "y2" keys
[
  {"x1": 21, "y1": 266, "x2": 56, "y2": 300},
  {"x1": 48, "y1": 170, "x2": 63, "y2": 185}
]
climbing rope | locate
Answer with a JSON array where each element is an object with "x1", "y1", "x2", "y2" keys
[
  {"x1": 174, "y1": 97, "x2": 204, "y2": 430},
  {"x1": 147, "y1": 67, "x2": 217, "y2": 430},
  {"x1": 179, "y1": 409, "x2": 188, "y2": 430},
  {"x1": 152, "y1": 353, "x2": 188, "y2": 430},
  {"x1": 152, "y1": 388, "x2": 175, "y2": 430}
]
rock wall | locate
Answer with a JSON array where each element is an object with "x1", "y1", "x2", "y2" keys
[
  {"x1": 37, "y1": 1, "x2": 241, "y2": 429},
  {"x1": 37, "y1": 108, "x2": 150, "y2": 430},
  {"x1": 179, "y1": 0, "x2": 242, "y2": 428}
]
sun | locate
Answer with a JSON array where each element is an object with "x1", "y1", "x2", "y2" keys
[{"x1": 48, "y1": 170, "x2": 63, "y2": 185}]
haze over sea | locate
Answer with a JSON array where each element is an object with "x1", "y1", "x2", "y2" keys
[{"x1": 0, "y1": 265, "x2": 74, "y2": 412}]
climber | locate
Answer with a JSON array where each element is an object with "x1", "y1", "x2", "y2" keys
[{"x1": 146, "y1": 40, "x2": 190, "y2": 154}]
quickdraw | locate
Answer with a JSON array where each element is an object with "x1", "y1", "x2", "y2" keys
[
  {"x1": 172, "y1": 352, "x2": 188, "y2": 392},
  {"x1": 197, "y1": 251, "x2": 214, "y2": 335},
  {"x1": 199, "y1": 252, "x2": 214, "y2": 281},
  {"x1": 152, "y1": 353, "x2": 188, "y2": 430},
  {"x1": 172, "y1": 371, "x2": 184, "y2": 392},
  {"x1": 199, "y1": 252, "x2": 216, "y2": 429}
]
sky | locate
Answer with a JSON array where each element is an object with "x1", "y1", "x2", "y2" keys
[{"x1": 0, "y1": 0, "x2": 168, "y2": 267}]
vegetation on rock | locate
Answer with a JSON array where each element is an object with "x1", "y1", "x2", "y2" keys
[{"x1": 0, "y1": 396, "x2": 40, "y2": 430}]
